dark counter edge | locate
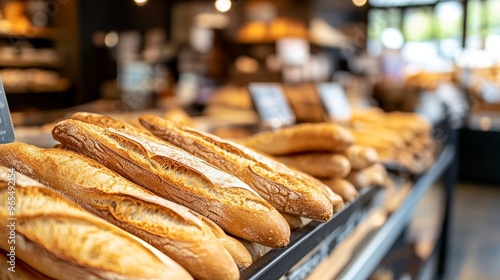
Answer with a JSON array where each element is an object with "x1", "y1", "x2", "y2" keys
[
  {"x1": 337, "y1": 144, "x2": 456, "y2": 280},
  {"x1": 240, "y1": 186, "x2": 379, "y2": 280}
]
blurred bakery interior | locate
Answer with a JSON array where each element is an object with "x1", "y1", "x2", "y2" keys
[{"x1": 1, "y1": 0, "x2": 499, "y2": 279}]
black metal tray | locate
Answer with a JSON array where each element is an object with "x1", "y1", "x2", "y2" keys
[{"x1": 240, "y1": 186, "x2": 380, "y2": 280}]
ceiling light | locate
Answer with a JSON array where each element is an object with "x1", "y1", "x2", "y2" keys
[
  {"x1": 353, "y1": 0, "x2": 367, "y2": 7},
  {"x1": 134, "y1": 0, "x2": 148, "y2": 7},
  {"x1": 215, "y1": 0, "x2": 231, "y2": 13}
]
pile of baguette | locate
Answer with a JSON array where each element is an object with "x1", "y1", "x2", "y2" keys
[
  {"x1": 239, "y1": 123, "x2": 388, "y2": 203},
  {"x1": 0, "y1": 112, "x2": 350, "y2": 280},
  {"x1": 348, "y1": 108, "x2": 435, "y2": 174}
]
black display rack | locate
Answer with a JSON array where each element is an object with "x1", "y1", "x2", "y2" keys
[
  {"x1": 241, "y1": 187, "x2": 380, "y2": 280},
  {"x1": 240, "y1": 143, "x2": 457, "y2": 280}
]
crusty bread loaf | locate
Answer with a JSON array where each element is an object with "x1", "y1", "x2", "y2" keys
[
  {"x1": 197, "y1": 215, "x2": 252, "y2": 269},
  {"x1": 320, "y1": 178, "x2": 358, "y2": 202},
  {"x1": 0, "y1": 249, "x2": 52, "y2": 280},
  {"x1": 342, "y1": 145, "x2": 378, "y2": 170},
  {"x1": 139, "y1": 115, "x2": 335, "y2": 222},
  {"x1": 71, "y1": 112, "x2": 168, "y2": 145},
  {"x1": 163, "y1": 108, "x2": 193, "y2": 127},
  {"x1": 52, "y1": 120, "x2": 290, "y2": 248},
  {"x1": 277, "y1": 153, "x2": 351, "y2": 178},
  {"x1": 0, "y1": 183, "x2": 192, "y2": 280},
  {"x1": 345, "y1": 163, "x2": 388, "y2": 190},
  {"x1": 0, "y1": 166, "x2": 44, "y2": 188},
  {"x1": 238, "y1": 239, "x2": 273, "y2": 263},
  {"x1": 240, "y1": 123, "x2": 354, "y2": 155},
  {"x1": 70, "y1": 113, "x2": 252, "y2": 268},
  {"x1": 279, "y1": 211, "x2": 304, "y2": 230},
  {"x1": 292, "y1": 169, "x2": 344, "y2": 212},
  {"x1": 0, "y1": 142, "x2": 239, "y2": 280}
]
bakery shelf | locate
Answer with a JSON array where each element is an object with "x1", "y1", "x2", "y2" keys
[
  {"x1": 336, "y1": 144, "x2": 456, "y2": 280},
  {"x1": 0, "y1": 60, "x2": 63, "y2": 68},
  {"x1": 4, "y1": 79, "x2": 71, "y2": 94},
  {"x1": 0, "y1": 28, "x2": 57, "y2": 40},
  {"x1": 240, "y1": 186, "x2": 380, "y2": 280}
]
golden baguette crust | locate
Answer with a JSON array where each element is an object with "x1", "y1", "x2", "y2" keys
[
  {"x1": 0, "y1": 183, "x2": 192, "y2": 280},
  {"x1": 140, "y1": 115, "x2": 334, "y2": 222},
  {"x1": 238, "y1": 239, "x2": 272, "y2": 263},
  {"x1": 292, "y1": 169, "x2": 344, "y2": 213},
  {"x1": 279, "y1": 211, "x2": 303, "y2": 230},
  {"x1": 342, "y1": 145, "x2": 378, "y2": 170},
  {"x1": 345, "y1": 163, "x2": 388, "y2": 190},
  {"x1": 197, "y1": 215, "x2": 252, "y2": 269},
  {"x1": 71, "y1": 112, "x2": 169, "y2": 145},
  {"x1": 52, "y1": 120, "x2": 290, "y2": 248},
  {"x1": 320, "y1": 178, "x2": 359, "y2": 202},
  {"x1": 276, "y1": 153, "x2": 351, "y2": 178},
  {"x1": 71, "y1": 112, "x2": 251, "y2": 268},
  {"x1": 0, "y1": 166, "x2": 44, "y2": 188},
  {"x1": 0, "y1": 143, "x2": 239, "y2": 280},
  {"x1": 0, "y1": 249, "x2": 52, "y2": 280},
  {"x1": 240, "y1": 123, "x2": 354, "y2": 155}
]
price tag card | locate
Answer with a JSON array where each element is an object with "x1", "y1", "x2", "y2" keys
[
  {"x1": 317, "y1": 83, "x2": 351, "y2": 123},
  {"x1": 0, "y1": 79, "x2": 15, "y2": 143},
  {"x1": 248, "y1": 83, "x2": 296, "y2": 129},
  {"x1": 481, "y1": 81, "x2": 500, "y2": 104}
]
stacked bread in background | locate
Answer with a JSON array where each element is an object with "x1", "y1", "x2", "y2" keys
[
  {"x1": 0, "y1": 112, "x2": 350, "y2": 280},
  {"x1": 239, "y1": 123, "x2": 390, "y2": 203},
  {"x1": 348, "y1": 108, "x2": 435, "y2": 174}
]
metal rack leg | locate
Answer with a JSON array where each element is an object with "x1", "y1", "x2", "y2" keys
[{"x1": 436, "y1": 133, "x2": 459, "y2": 279}]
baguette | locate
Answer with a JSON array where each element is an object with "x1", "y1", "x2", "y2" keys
[
  {"x1": 52, "y1": 120, "x2": 290, "y2": 248},
  {"x1": 240, "y1": 123, "x2": 354, "y2": 155},
  {"x1": 0, "y1": 249, "x2": 52, "y2": 280},
  {"x1": 279, "y1": 211, "x2": 304, "y2": 230},
  {"x1": 0, "y1": 143, "x2": 239, "y2": 280},
  {"x1": 0, "y1": 183, "x2": 192, "y2": 280},
  {"x1": 69, "y1": 114, "x2": 253, "y2": 268},
  {"x1": 70, "y1": 112, "x2": 168, "y2": 145},
  {"x1": 0, "y1": 166, "x2": 44, "y2": 188},
  {"x1": 139, "y1": 115, "x2": 335, "y2": 221},
  {"x1": 197, "y1": 215, "x2": 252, "y2": 269},
  {"x1": 277, "y1": 153, "x2": 351, "y2": 178},
  {"x1": 341, "y1": 145, "x2": 378, "y2": 170},
  {"x1": 238, "y1": 239, "x2": 273, "y2": 263},
  {"x1": 320, "y1": 178, "x2": 359, "y2": 202},
  {"x1": 345, "y1": 163, "x2": 388, "y2": 189},
  {"x1": 163, "y1": 108, "x2": 193, "y2": 127},
  {"x1": 292, "y1": 169, "x2": 344, "y2": 212}
]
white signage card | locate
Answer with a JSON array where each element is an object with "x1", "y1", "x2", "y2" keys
[
  {"x1": 276, "y1": 38, "x2": 309, "y2": 66},
  {"x1": 317, "y1": 83, "x2": 351, "y2": 122},
  {"x1": 481, "y1": 81, "x2": 500, "y2": 104},
  {"x1": 0, "y1": 78, "x2": 15, "y2": 143},
  {"x1": 248, "y1": 83, "x2": 296, "y2": 129}
]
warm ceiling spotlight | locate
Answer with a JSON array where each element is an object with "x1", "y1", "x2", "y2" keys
[
  {"x1": 352, "y1": 0, "x2": 367, "y2": 7},
  {"x1": 134, "y1": 0, "x2": 148, "y2": 7},
  {"x1": 215, "y1": 0, "x2": 231, "y2": 13}
]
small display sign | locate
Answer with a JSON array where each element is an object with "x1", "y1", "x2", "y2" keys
[
  {"x1": 248, "y1": 83, "x2": 296, "y2": 129},
  {"x1": 317, "y1": 83, "x2": 351, "y2": 123},
  {"x1": 481, "y1": 81, "x2": 500, "y2": 104},
  {"x1": 0, "y1": 78, "x2": 15, "y2": 143}
]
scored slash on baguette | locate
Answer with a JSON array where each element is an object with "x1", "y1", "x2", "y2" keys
[
  {"x1": 52, "y1": 119, "x2": 291, "y2": 248},
  {"x1": 0, "y1": 182, "x2": 193, "y2": 280},
  {"x1": 0, "y1": 142, "x2": 240, "y2": 280},
  {"x1": 139, "y1": 115, "x2": 335, "y2": 222}
]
